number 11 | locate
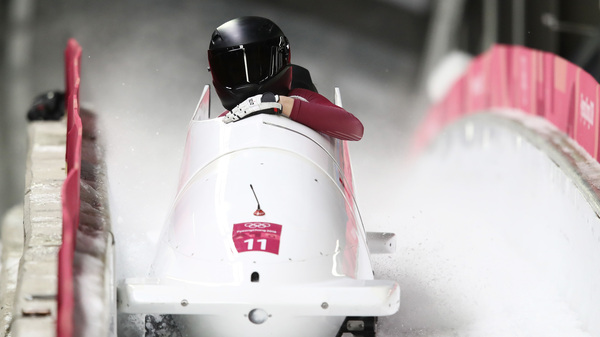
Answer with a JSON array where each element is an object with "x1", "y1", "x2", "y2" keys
[{"x1": 244, "y1": 238, "x2": 267, "y2": 250}]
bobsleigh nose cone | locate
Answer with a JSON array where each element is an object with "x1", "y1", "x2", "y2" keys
[{"x1": 248, "y1": 308, "x2": 269, "y2": 324}]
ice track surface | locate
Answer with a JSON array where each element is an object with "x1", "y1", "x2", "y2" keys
[{"x1": 372, "y1": 111, "x2": 598, "y2": 337}]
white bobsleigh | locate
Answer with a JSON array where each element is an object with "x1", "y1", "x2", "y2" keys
[{"x1": 117, "y1": 86, "x2": 400, "y2": 337}]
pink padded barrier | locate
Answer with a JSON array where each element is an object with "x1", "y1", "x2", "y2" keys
[
  {"x1": 413, "y1": 44, "x2": 600, "y2": 165},
  {"x1": 444, "y1": 76, "x2": 466, "y2": 124},
  {"x1": 488, "y1": 45, "x2": 510, "y2": 107},
  {"x1": 510, "y1": 45, "x2": 536, "y2": 114},
  {"x1": 58, "y1": 38, "x2": 82, "y2": 337},
  {"x1": 534, "y1": 50, "x2": 545, "y2": 117},
  {"x1": 66, "y1": 97, "x2": 81, "y2": 172},
  {"x1": 573, "y1": 69, "x2": 599, "y2": 159},
  {"x1": 57, "y1": 169, "x2": 78, "y2": 337},
  {"x1": 66, "y1": 93, "x2": 74, "y2": 132},
  {"x1": 70, "y1": 48, "x2": 81, "y2": 105},
  {"x1": 65, "y1": 39, "x2": 81, "y2": 133},
  {"x1": 64, "y1": 39, "x2": 80, "y2": 100},
  {"x1": 540, "y1": 52, "x2": 555, "y2": 118},
  {"x1": 549, "y1": 56, "x2": 577, "y2": 136},
  {"x1": 466, "y1": 51, "x2": 490, "y2": 113}
]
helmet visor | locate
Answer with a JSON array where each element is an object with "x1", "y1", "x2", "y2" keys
[{"x1": 209, "y1": 37, "x2": 289, "y2": 88}]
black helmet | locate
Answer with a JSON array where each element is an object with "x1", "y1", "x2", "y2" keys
[{"x1": 208, "y1": 16, "x2": 292, "y2": 110}]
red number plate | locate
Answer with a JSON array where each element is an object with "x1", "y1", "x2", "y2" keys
[{"x1": 232, "y1": 222, "x2": 282, "y2": 254}]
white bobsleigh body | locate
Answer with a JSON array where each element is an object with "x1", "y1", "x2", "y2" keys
[{"x1": 118, "y1": 86, "x2": 400, "y2": 337}]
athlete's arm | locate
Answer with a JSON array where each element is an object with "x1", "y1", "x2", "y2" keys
[{"x1": 283, "y1": 88, "x2": 364, "y2": 141}]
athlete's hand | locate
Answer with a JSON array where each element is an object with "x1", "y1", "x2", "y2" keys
[{"x1": 223, "y1": 93, "x2": 282, "y2": 123}]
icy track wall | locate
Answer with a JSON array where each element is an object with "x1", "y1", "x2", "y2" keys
[{"x1": 411, "y1": 44, "x2": 600, "y2": 335}]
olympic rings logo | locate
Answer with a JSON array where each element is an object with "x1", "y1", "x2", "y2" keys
[{"x1": 244, "y1": 223, "x2": 271, "y2": 229}]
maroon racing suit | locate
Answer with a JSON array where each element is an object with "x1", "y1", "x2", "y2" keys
[
  {"x1": 220, "y1": 88, "x2": 364, "y2": 141},
  {"x1": 287, "y1": 88, "x2": 363, "y2": 141}
]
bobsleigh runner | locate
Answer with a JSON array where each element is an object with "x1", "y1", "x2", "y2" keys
[{"x1": 117, "y1": 85, "x2": 400, "y2": 337}]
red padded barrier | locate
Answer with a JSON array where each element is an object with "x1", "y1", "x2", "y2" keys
[
  {"x1": 573, "y1": 69, "x2": 599, "y2": 159},
  {"x1": 58, "y1": 38, "x2": 82, "y2": 337},
  {"x1": 466, "y1": 51, "x2": 490, "y2": 113},
  {"x1": 57, "y1": 169, "x2": 78, "y2": 337},
  {"x1": 64, "y1": 39, "x2": 81, "y2": 100},
  {"x1": 510, "y1": 45, "x2": 536, "y2": 114},
  {"x1": 66, "y1": 97, "x2": 81, "y2": 172},
  {"x1": 66, "y1": 93, "x2": 74, "y2": 132},
  {"x1": 540, "y1": 52, "x2": 555, "y2": 118},
  {"x1": 444, "y1": 76, "x2": 466, "y2": 124},
  {"x1": 414, "y1": 44, "x2": 600, "y2": 165},
  {"x1": 549, "y1": 56, "x2": 577, "y2": 135},
  {"x1": 488, "y1": 45, "x2": 510, "y2": 107},
  {"x1": 534, "y1": 50, "x2": 545, "y2": 117}
]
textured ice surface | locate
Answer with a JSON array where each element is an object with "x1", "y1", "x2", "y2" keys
[{"x1": 371, "y1": 114, "x2": 598, "y2": 337}]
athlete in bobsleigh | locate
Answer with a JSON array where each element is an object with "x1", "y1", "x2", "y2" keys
[
  {"x1": 118, "y1": 16, "x2": 399, "y2": 337},
  {"x1": 209, "y1": 16, "x2": 363, "y2": 141}
]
